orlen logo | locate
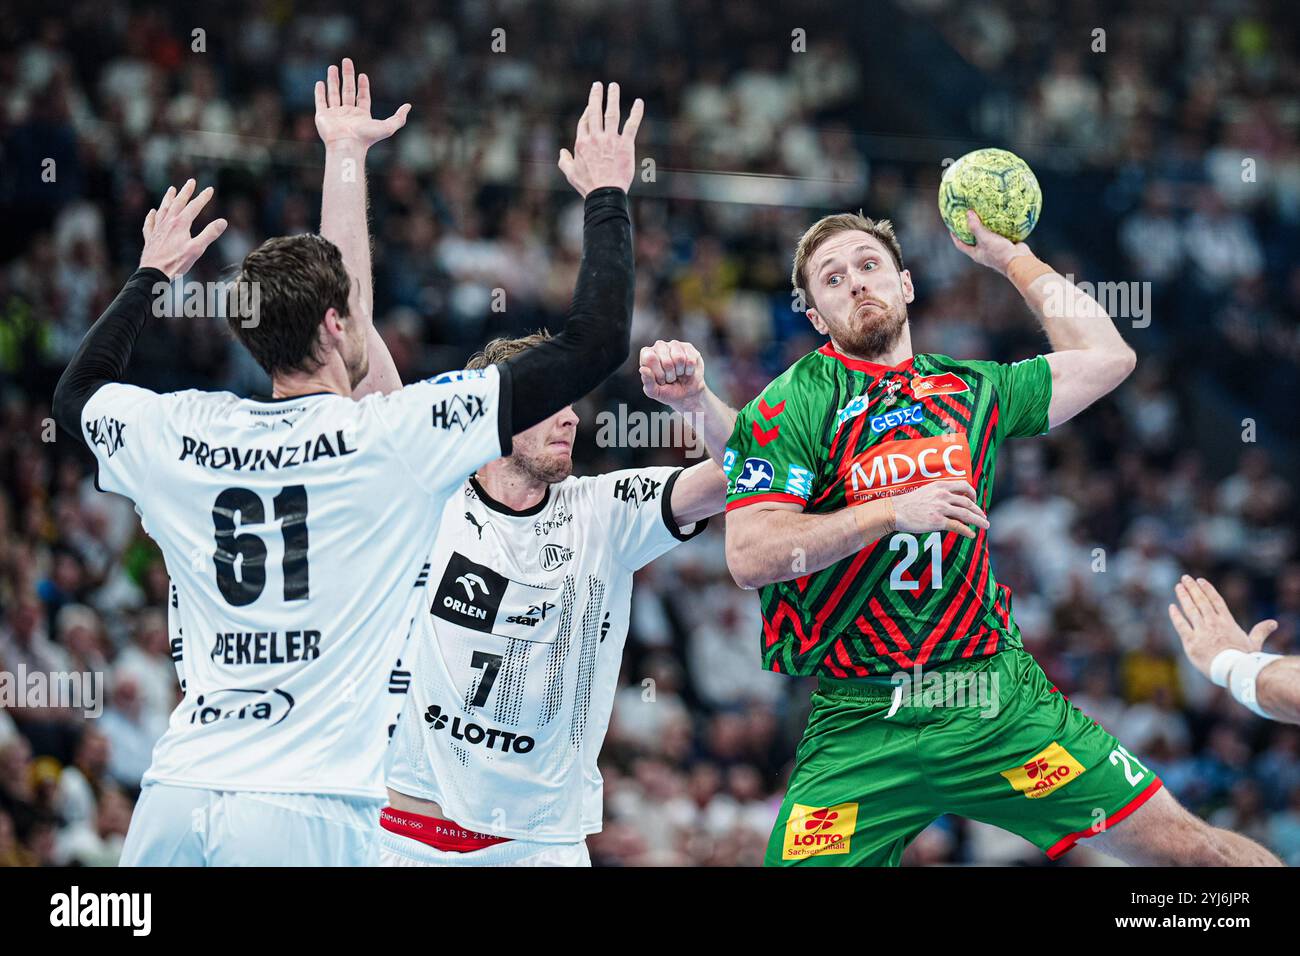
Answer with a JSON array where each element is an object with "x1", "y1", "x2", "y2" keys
[
  {"x1": 424, "y1": 704, "x2": 535, "y2": 754},
  {"x1": 910, "y1": 372, "x2": 969, "y2": 398},
  {"x1": 188, "y1": 687, "x2": 295, "y2": 727},
  {"x1": 782, "y1": 802, "x2": 859, "y2": 859},
  {"x1": 843, "y1": 434, "x2": 972, "y2": 504},
  {"x1": 1000, "y1": 742, "x2": 1086, "y2": 798}
]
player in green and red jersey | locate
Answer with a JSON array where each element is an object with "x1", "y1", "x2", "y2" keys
[{"x1": 724, "y1": 209, "x2": 1281, "y2": 866}]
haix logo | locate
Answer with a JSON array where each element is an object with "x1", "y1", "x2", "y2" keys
[
  {"x1": 431, "y1": 394, "x2": 486, "y2": 431},
  {"x1": 782, "y1": 802, "x2": 859, "y2": 859},
  {"x1": 1000, "y1": 742, "x2": 1086, "y2": 798},
  {"x1": 614, "y1": 474, "x2": 661, "y2": 506},
  {"x1": 86, "y1": 416, "x2": 126, "y2": 458},
  {"x1": 540, "y1": 544, "x2": 573, "y2": 571},
  {"x1": 423, "y1": 704, "x2": 535, "y2": 753},
  {"x1": 187, "y1": 687, "x2": 295, "y2": 727}
]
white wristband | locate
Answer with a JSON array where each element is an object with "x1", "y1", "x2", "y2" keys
[
  {"x1": 1226, "y1": 652, "x2": 1283, "y2": 719},
  {"x1": 1209, "y1": 649, "x2": 1246, "y2": 688}
]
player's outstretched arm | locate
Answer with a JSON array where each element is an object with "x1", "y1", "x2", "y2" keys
[
  {"x1": 315, "y1": 57, "x2": 410, "y2": 399},
  {"x1": 950, "y1": 210, "x2": 1136, "y2": 428},
  {"x1": 725, "y1": 481, "x2": 988, "y2": 589},
  {"x1": 638, "y1": 338, "x2": 737, "y2": 523},
  {"x1": 52, "y1": 180, "x2": 227, "y2": 440},
  {"x1": 1170, "y1": 575, "x2": 1300, "y2": 724},
  {"x1": 501, "y1": 82, "x2": 642, "y2": 436}
]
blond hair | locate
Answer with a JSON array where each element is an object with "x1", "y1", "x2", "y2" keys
[
  {"x1": 466, "y1": 329, "x2": 554, "y2": 370},
  {"x1": 791, "y1": 212, "x2": 904, "y2": 308}
]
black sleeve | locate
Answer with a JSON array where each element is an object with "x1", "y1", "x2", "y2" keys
[
  {"x1": 52, "y1": 267, "x2": 166, "y2": 446},
  {"x1": 501, "y1": 186, "x2": 633, "y2": 440}
]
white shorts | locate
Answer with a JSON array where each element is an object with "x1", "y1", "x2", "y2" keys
[
  {"x1": 377, "y1": 827, "x2": 589, "y2": 867},
  {"x1": 120, "y1": 783, "x2": 381, "y2": 866}
]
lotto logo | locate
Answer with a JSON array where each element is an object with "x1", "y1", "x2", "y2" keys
[
  {"x1": 782, "y1": 802, "x2": 858, "y2": 859},
  {"x1": 843, "y1": 434, "x2": 973, "y2": 503},
  {"x1": 1000, "y1": 742, "x2": 1086, "y2": 798}
]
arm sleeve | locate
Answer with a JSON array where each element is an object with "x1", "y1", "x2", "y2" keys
[
  {"x1": 964, "y1": 355, "x2": 1053, "y2": 440},
  {"x1": 724, "y1": 387, "x2": 821, "y2": 512},
  {"x1": 52, "y1": 267, "x2": 168, "y2": 443},
  {"x1": 500, "y1": 187, "x2": 633, "y2": 442},
  {"x1": 584, "y1": 466, "x2": 709, "y2": 572}
]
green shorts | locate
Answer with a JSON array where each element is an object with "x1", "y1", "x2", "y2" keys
[{"x1": 765, "y1": 647, "x2": 1162, "y2": 866}]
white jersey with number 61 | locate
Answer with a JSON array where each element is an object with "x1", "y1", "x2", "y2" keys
[{"x1": 80, "y1": 368, "x2": 507, "y2": 799}]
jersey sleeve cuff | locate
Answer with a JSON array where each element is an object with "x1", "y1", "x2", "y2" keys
[
  {"x1": 495, "y1": 361, "x2": 514, "y2": 457},
  {"x1": 725, "y1": 492, "x2": 808, "y2": 513},
  {"x1": 661, "y1": 467, "x2": 709, "y2": 542}
]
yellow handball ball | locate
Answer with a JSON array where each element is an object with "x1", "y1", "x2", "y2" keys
[{"x1": 938, "y1": 147, "x2": 1042, "y2": 245}]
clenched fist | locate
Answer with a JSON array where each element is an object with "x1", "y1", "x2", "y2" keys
[
  {"x1": 639, "y1": 339, "x2": 705, "y2": 410},
  {"x1": 890, "y1": 479, "x2": 989, "y2": 540}
]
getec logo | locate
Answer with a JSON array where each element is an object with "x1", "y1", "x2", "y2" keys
[
  {"x1": 431, "y1": 394, "x2": 486, "y2": 431},
  {"x1": 187, "y1": 687, "x2": 295, "y2": 727},
  {"x1": 869, "y1": 404, "x2": 924, "y2": 434},
  {"x1": 424, "y1": 703, "x2": 535, "y2": 753}
]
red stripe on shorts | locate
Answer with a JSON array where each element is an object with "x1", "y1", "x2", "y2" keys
[
  {"x1": 1044, "y1": 777, "x2": 1163, "y2": 861},
  {"x1": 380, "y1": 807, "x2": 511, "y2": 853}
]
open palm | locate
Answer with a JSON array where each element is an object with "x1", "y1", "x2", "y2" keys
[{"x1": 314, "y1": 58, "x2": 410, "y2": 149}]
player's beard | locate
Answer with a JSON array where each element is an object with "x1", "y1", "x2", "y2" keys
[
  {"x1": 835, "y1": 298, "x2": 908, "y2": 359},
  {"x1": 514, "y1": 448, "x2": 574, "y2": 485}
]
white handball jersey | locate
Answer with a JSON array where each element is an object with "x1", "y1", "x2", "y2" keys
[
  {"x1": 78, "y1": 367, "x2": 508, "y2": 799},
  {"x1": 386, "y1": 466, "x2": 707, "y2": 842}
]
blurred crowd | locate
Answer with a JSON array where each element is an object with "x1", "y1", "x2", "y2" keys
[{"x1": 2, "y1": 0, "x2": 1299, "y2": 867}]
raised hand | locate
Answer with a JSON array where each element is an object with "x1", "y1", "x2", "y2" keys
[
  {"x1": 139, "y1": 179, "x2": 227, "y2": 279},
  {"x1": 639, "y1": 339, "x2": 706, "y2": 410},
  {"x1": 890, "y1": 479, "x2": 989, "y2": 540},
  {"x1": 949, "y1": 210, "x2": 1032, "y2": 276},
  {"x1": 1170, "y1": 575, "x2": 1280, "y2": 680},
  {"x1": 558, "y1": 81, "x2": 644, "y2": 198},
  {"x1": 314, "y1": 57, "x2": 411, "y2": 150}
]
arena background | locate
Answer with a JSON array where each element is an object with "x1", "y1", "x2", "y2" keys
[{"x1": 1, "y1": 0, "x2": 1298, "y2": 866}]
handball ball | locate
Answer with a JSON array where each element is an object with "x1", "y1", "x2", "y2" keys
[{"x1": 939, "y1": 148, "x2": 1042, "y2": 245}]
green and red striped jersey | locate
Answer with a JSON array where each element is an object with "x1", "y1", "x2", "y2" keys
[{"x1": 724, "y1": 343, "x2": 1052, "y2": 677}]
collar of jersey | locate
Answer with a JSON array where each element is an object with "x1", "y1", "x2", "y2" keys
[
  {"x1": 817, "y1": 342, "x2": 915, "y2": 378},
  {"x1": 247, "y1": 391, "x2": 336, "y2": 403},
  {"x1": 469, "y1": 475, "x2": 552, "y2": 517}
]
